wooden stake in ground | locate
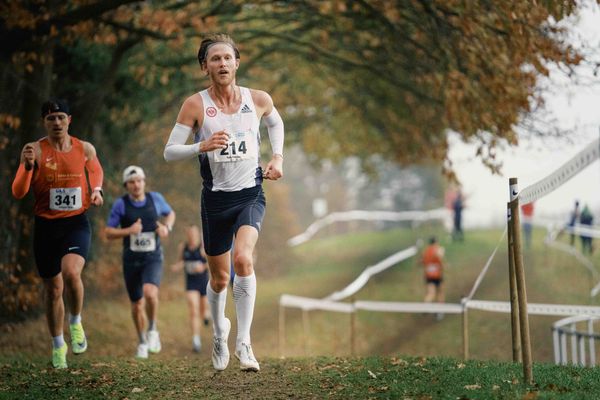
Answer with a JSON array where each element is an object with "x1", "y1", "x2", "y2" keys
[
  {"x1": 509, "y1": 177, "x2": 533, "y2": 384},
  {"x1": 279, "y1": 302, "x2": 285, "y2": 358},
  {"x1": 462, "y1": 303, "x2": 469, "y2": 360},
  {"x1": 507, "y1": 203, "x2": 522, "y2": 363}
]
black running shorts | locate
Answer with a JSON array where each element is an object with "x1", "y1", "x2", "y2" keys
[
  {"x1": 186, "y1": 270, "x2": 209, "y2": 295},
  {"x1": 201, "y1": 185, "x2": 266, "y2": 256},
  {"x1": 122, "y1": 255, "x2": 163, "y2": 302},
  {"x1": 33, "y1": 213, "x2": 91, "y2": 279}
]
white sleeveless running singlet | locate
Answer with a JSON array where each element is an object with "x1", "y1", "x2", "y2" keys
[{"x1": 195, "y1": 87, "x2": 262, "y2": 192}]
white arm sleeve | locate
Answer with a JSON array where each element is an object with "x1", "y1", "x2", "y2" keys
[
  {"x1": 264, "y1": 107, "x2": 284, "y2": 156},
  {"x1": 163, "y1": 123, "x2": 199, "y2": 162}
]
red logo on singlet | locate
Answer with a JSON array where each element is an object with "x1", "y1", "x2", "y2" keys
[{"x1": 206, "y1": 107, "x2": 217, "y2": 117}]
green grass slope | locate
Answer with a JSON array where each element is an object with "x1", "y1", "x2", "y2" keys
[{"x1": 2, "y1": 225, "x2": 600, "y2": 398}]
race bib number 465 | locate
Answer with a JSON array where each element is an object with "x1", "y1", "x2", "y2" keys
[
  {"x1": 213, "y1": 130, "x2": 257, "y2": 163},
  {"x1": 50, "y1": 187, "x2": 82, "y2": 211},
  {"x1": 130, "y1": 232, "x2": 157, "y2": 252}
]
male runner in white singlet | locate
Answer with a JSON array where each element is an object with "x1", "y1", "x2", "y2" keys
[{"x1": 164, "y1": 33, "x2": 284, "y2": 372}]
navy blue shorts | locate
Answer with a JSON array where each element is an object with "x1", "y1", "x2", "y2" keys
[
  {"x1": 123, "y1": 255, "x2": 163, "y2": 302},
  {"x1": 201, "y1": 185, "x2": 266, "y2": 256},
  {"x1": 425, "y1": 277, "x2": 443, "y2": 287},
  {"x1": 34, "y1": 213, "x2": 91, "y2": 279},
  {"x1": 186, "y1": 271, "x2": 209, "y2": 295}
]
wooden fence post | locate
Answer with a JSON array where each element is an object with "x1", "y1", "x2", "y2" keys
[
  {"x1": 509, "y1": 177, "x2": 533, "y2": 384},
  {"x1": 507, "y1": 203, "x2": 522, "y2": 363},
  {"x1": 350, "y1": 308, "x2": 356, "y2": 356},
  {"x1": 279, "y1": 303, "x2": 285, "y2": 358},
  {"x1": 302, "y1": 308, "x2": 310, "y2": 356},
  {"x1": 462, "y1": 301, "x2": 469, "y2": 360}
]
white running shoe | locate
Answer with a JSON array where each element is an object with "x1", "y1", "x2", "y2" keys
[
  {"x1": 211, "y1": 318, "x2": 231, "y2": 371},
  {"x1": 136, "y1": 343, "x2": 149, "y2": 359},
  {"x1": 235, "y1": 342, "x2": 260, "y2": 372},
  {"x1": 147, "y1": 330, "x2": 161, "y2": 353}
]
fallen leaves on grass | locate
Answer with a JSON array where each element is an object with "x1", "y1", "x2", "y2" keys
[
  {"x1": 391, "y1": 357, "x2": 408, "y2": 366},
  {"x1": 522, "y1": 391, "x2": 538, "y2": 399},
  {"x1": 91, "y1": 362, "x2": 112, "y2": 368},
  {"x1": 464, "y1": 384, "x2": 481, "y2": 390},
  {"x1": 368, "y1": 370, "x2": 377, "y2": 379}
]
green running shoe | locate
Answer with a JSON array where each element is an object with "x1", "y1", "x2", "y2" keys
[
  {"x1": 70, "y1": 322, "x2": 88, "y2": 354},
  {"x1": 52, "y1": 343, "x2": 68, "y2": 369}
]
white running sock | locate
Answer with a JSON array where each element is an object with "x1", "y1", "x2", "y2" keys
[
  {"x1": 69, "y1": 314, "x2": 81, "y2": 324},
  {"x1": 52, "y1": 334, "x2": 65, "y2": 348},
  {"x1": 193, "y1": 334, "x2": 201, "y2": 347},
  {"x1": 138, "y1": 331, "x2": 147, "y2": 344},
  {"x1": 148, "y1": 320, "x2": 157, "y2": 332},
  {"x1": 207, "y1": 283, "x2": 228, "y2": 338},
  {"x1": 233, "y1": 273, "x2": 256, "y2": 347}
]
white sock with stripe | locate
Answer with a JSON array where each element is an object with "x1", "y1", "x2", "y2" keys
[
  {"x1": 233, "y1": 272, "x2": 256, "y2": 348},
  {"x1": 207, "y1": 283, "x2": 228, "y2": 338}
]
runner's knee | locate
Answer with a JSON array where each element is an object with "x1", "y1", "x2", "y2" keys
[
  {"x1": 46, "y1": 285, "x2": 63, "y2": 302},
  {"x1": 210, "y1": 272, "x2": 230, "y2": 291},
  {"x1": 143, "y1": 284, "x2": 158, "y2": 299},
  {"x1": 233, "y1": 251, "x2": 253, "y2": 275},
  {"x1": 61, "y1": 268, "x2": 80, "y2": 285},
  {"x1": 131, "y1": 299, "x2": 144, "y2": 313}
]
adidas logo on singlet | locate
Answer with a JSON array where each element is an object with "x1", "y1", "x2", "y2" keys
[{"x1": 240, "y1": 104, "x2": 252, "y2": 113}]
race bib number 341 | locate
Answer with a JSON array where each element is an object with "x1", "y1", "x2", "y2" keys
[
  {"x1": 50, "y1": 187, "x2": 82, "y2": 211},
  {"x1": 213, "y1": 130, "x2": 257, "y2": 163}
]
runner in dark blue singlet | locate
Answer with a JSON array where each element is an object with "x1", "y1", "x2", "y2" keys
[{"x1": 171, "y1": 225, "x2": 211, "y2": 352}]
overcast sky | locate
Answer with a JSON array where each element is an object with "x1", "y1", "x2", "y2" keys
[{"x1": 449, "y1": 2, "x2": 600, "y2": 228}]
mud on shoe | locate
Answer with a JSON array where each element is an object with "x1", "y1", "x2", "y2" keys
[{"x1": 211, "y1": 318, "x2": 231, "y2": 371}]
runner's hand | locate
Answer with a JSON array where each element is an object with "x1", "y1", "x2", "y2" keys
[
  {"x1": 155, "y1": 221, "x2": 169, "y2": 238},
  {"x1": 263, "y1": 155, "x2": 283, "y2": 180},
  {"x1": 21, "y1": 144, "x2": 36, "y2": 170},
  {"x1": 129, "y1": 218, "x2": 143, "y2": 235},
  {"x1": 201, "y1": 130, "x2": 229, "y2": 152},
  {"x1": 91, "y1": 189, "x2": 103, "y2": 207}
]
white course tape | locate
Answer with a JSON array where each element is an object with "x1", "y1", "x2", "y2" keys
[
  {"x1": 280, "y1": 294, "x2": 355, "y2": 313},
  {"x1": 287, "y1": 208, "x2": 447, "y2": 246},
  {"x1": 355, "y1": 300, "x2": 463, "y2": 314},
  {"x1": 465, "y1": 227, "x2": 507, "y2": 301},
  {"x1": 562, "y1": 224, "x2": 600, "y2": 239},
  {"x1": 519, "y1": 138, "x2": 600, "y2": 205},
  {"x1": 466, "y1": 300, "x2": 600, "y2": 316},
  {"x1": 323, "y1": 246, "x2": 418, "y2": 301},
  {"x1": 280, "y1": 296, "x2": 600, "y2": 317},
  {"x1": 543, "y1": 224, "x2": 600, "y2": 296},
  {"x1": 544, "y1": 240, "x2": 598, "y2": 279}
]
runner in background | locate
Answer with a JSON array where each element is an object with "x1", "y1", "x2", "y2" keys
[
  {"x1": 104, "y1": 166, "x2": 175, "y2": 359},
  {"x1": 520, "y1": 202, "x2": 534, "y2": 250},
  {"x1": 171, "y1": 224, "x2": 211, "y2": 352},
  {"x1": 421, "y1": 236, "x2": 446, "y2": 321},
  {"x1": 12, "y1": 98, "x2": 104, "y2": 369}
]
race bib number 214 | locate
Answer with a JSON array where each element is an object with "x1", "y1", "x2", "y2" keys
[{"x1": 213, "y1": 130, "x2": 257, "y2": 163}]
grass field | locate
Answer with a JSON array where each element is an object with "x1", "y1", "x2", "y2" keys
[{"x1": 2, "y1": 225, "x2": 600, "y2": 398}]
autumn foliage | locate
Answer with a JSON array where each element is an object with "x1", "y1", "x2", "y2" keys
[{"x1": 0, "y1": 0, "x2": 585, "y2": 319}]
